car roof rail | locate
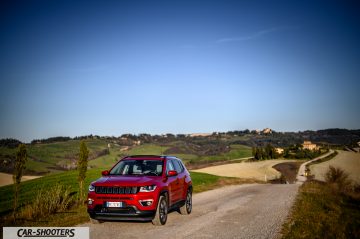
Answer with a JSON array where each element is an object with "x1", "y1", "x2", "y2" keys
[{"x1": 124, "y1": 155, "x2": 166, "y2": 159}]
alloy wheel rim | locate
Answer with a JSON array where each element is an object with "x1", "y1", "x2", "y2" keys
[
  {"x1": 159, "y1": 199, "x2": 167, "y2": 222},
  {"x1": 186, "y1": 192, "x2": 192, "y2": 213}
]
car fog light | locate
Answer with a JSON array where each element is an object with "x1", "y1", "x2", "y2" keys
[
  {"x1": 88, "y1": 199, "x2": 94, "y2": 205},
  {"x1": 139, "y1": 199, "x2": 153, "y2": 206}
]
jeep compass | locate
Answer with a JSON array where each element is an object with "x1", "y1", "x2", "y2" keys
[{"x1": 87, "y1": 155, "x2": 192, "y2": 225}]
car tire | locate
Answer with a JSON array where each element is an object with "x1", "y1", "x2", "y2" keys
[
  {"x1": 152, "y1": 195, "x2": 168, "y2": 226},
  {"x1": 179, "y1": 189, "x2": 192, "y2": 215}
]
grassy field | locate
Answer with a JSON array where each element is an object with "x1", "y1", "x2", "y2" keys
[
  {"x1": 0, "y1": 168, "x2": 249, "y2": 227},
  {"x1": 193, "y1": 159, "x2": 301, "y2": 181},
  {"x1": 183, "y1": 144, "x2": 252, "y2": 165},
  {"x1": 0, "y1": 169, "x2": 100, "y2": 216},
  {"x1": 309, "y1": 150, "x2": 360, "y2": 184},
  {"x1": 87, "y1": 144, "x2": 168, "y2": 169},
  {"x1": 88, "y1": 143, "x2": 253, "y2": 169},
  {"x1": 281, "y1": 180, "x2": 360, "y2": 238},
  {"x1": 122, "y1": 143, "x2": 252, "y2": 163},
  {"x1": 0, "y1": 139, "x2": 116, "y2": 174},
  {"x1": 127, "y1": 144, "x2": 168, "y2": 155}
]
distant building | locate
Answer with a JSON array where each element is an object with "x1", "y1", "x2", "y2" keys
[
  {"x1": 189, "y1": 133, "x2": 212, "y2": 137},
  {"x1": 134, "y1": 140, "x2": 141, "y2": 146},
  {"x1": 262, "y1": 128, "x2": 272, "y2": 134},
  {"x1": 275, "y1": 148, "x2": 284, "y2": 154},
  {"x1": 302, "y1": 141, "x2": 319, "y2": 150}
]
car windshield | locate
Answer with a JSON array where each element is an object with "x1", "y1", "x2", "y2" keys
[{"x1": 109, "y1": 159, "x2": 163, "y2": 176}]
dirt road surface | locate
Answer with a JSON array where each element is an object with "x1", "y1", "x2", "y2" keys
[
  {"x1": 81, "y1": 183, "x2": 299, "y2": 239},
  {"x1": 0, "y1": 173, "x2": 42, "y2": 187}
]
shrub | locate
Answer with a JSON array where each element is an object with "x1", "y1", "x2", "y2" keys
[
  {"x1": 325, "y1": 166, "x2": 352, "y2": 192},
  {"x1": 18, "y1": 184, "x2": 74, "y2": 220},
  {"x1": 13, "y1": 144, "x2": 27, "y2": 218},
  {"x1": 78, "y1": 140, "x2": 89, "y2": 202}
]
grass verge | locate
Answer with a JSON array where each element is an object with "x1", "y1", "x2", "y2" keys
[{"x1": 281, "y1": 179, "x2": 360, "y2": 238}]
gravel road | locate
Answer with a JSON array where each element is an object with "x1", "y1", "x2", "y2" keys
[
  {"x1": 81, "y1": 184, "x2": 299, "y2": 239},
  {"x1": 296, "y1": 150, "x2": 334, "y2": 184}
]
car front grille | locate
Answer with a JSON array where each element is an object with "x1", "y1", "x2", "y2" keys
[{"x1": 95, "y1": 186, "x2": 138, "y2": 194}]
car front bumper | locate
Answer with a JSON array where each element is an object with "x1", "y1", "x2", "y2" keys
[{"x1": 88, "y1": 205, "x2": 156, "y2": 221}]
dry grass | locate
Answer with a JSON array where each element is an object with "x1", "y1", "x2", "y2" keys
[
  {"x1": 309, "y1": 150, "x2": 360, "y2": 184},
  {"x1": 193, "y1": 160, "x2": 300, "y2": 182},
  {"x1": 282, "y1": 167, "x2": 360, "y2": 239},
  {"x1": 1, "y1": 184, "x2": 75, "y2": 226}
]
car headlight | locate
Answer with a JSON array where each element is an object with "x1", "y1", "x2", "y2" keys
[
  {"x1": 139, "y1": 185, "x2": 157, "y2": 192},
  {"x1": 89, "y1": 184, "x2": 95, "y2": 192}
]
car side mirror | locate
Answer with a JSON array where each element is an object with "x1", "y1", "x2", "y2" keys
[
  {"x1": 101, "y1": 170, "x2": 109, "y2": 176},
  {"x1": 167, "y1": 170, "x2": 178, "y2": 177}
]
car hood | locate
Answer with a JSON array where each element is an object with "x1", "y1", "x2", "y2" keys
[{"x1": 93, "y1": 175, "x2": 158, "y2": 187}]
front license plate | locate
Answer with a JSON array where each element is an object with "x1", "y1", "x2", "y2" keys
[{"x1": 106, "y1": 202, "x2": 123, "y2": 208}]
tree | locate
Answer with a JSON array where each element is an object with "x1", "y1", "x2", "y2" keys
[
  {"x1": 254, "y1": 147, "x2": 264, "y2": 160},
  {"x1": 78, "y1": 140, "x2": 89, "y2": 203},
  {"x1": 284, "y1": 148, "x2": 290, "y2": 158},
  {"x1": 13, "y1": 144, "x2": 27, "y2": 219},
  {"x1": 265, "y1": 144, "x2": 272, "y2": 159},
  {"x1": 259, "y1": 147, "x2": 265, "y2": 160}
]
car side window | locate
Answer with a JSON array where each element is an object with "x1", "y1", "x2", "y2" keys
[
  {"x1": 178, "y1": 160, "x2": 185, "y2": 171},
  {"x1": 172, "y1": 159, "x2": 183, "y2": 174},
  {"x1": 166, "y1": 159, "x2": 175, "y2": 174}
]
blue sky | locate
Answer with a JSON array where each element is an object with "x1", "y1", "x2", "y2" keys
[{"x1": 1, "y1": 0, "x2": 360, "y2": 142}]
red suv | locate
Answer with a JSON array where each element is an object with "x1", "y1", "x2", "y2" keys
[{"x1": 87, "y1": 155, "x2": 192, "y2": 225}]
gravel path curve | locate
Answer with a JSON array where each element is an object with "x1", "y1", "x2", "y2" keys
[
  {"x1": 80, "y1": 184, "x2": 299, "y2": 239},
  {"x1": 296, "y1": 150, "x2": 334, "y2": 184}
]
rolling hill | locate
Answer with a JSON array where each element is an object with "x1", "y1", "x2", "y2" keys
[{"x1": 0, "y1": 138, "x2": 252, "y2": 176}]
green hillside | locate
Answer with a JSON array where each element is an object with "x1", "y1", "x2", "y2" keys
[
  {"x1": 0, "y1": 138, "x2": 252, "y2": 176},
  {"x1": 0, "y1": 139, "x2": 122, "y2": 175},
  {"x1": 89, "y1": 143, "x2": 252, "y2": 169}
]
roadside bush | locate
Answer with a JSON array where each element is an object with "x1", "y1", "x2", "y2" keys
[
  {"x1": 19, "y1": 184, "x2": 75, "y2": 220},
  {"x1": 325, "y1": 166, "x2": 352, "y2": 193}
]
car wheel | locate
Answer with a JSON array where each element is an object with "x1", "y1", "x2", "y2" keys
[
  {"x1": 179, "y1": 189, "x2": 192, "y2": 215},
  {"x1": 152, "y1": 195, "x2": 168, "y2": 225}
]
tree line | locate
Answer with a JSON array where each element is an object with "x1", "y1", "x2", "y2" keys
[
  {"x1": 252, "y1": 144, "x2": 280, "y2": 160},
  {"x1": 252, "y1": 143, "x2": 324, "y2": 160}
]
